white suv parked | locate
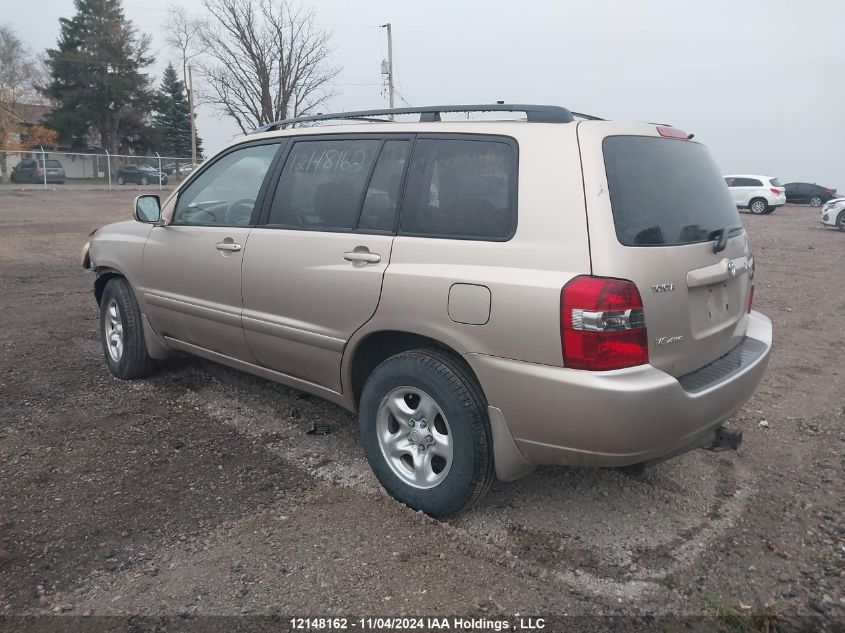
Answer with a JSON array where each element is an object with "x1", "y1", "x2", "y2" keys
[
  {"x1": 724, "y1": 175, "x2": 786, "y2": 215},
  {"x1": 821, "y1": 198, "x2": 845, "y2": 230}
]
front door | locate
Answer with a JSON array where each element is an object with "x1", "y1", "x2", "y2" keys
[
  {"x1": 139, "y1": 141, "x2": 283, "y2": 361},
  {"x1": 241, "y1": 137, "x2": 412, "y2": 392}
]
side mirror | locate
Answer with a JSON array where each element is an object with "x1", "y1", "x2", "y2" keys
[{"x1": 134, "y1": 194, "x2": 161, "y2": 223}]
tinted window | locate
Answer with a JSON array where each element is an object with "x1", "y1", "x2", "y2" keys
[
  {"x1": 732, "y1": 177, "x2": 762, "y2": 187},
  {"x1": 359, "y1": 140, "x2": 410, "y2": 232},
  {"x1": 400, "y1": 138, "x2": 516, "y2": 240},
  {"x1": 268, "y1": 139, "x2": 380, "y2": 229},
  {"x1": 603, "y1": 136, "x2": 742, "y2": 246},
  {"x1": 769, "y1": 178, "x2": 782, "y2": 187},
  {"x1": 173, "y1": 142, "x2": 280, "y2": 226},
  {"x1": 40, "y1": 160, "x2": 62, "y2": 168},
  {"x1": 123, "y1": 165, "x2": 137, "y2": 172}
]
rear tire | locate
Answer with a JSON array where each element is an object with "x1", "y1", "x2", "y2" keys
[
  {"x1": 99, "y1": 277, "x2": 156, "y2": 380},
  {"x1": 809, "y1": 196, "x2": 823, "y2": 207},
  {"x1": 749, "y1": 198, "x2": 768, "y2": 215},
  {"x1": 837, "y1": 211, "x2": 845, "y2": 231},
  {"x1": 358, "y1": 349, "x2": 494, "y2": 518}
]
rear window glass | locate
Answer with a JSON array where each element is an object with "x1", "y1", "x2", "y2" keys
[
  {"x1": 43, "y1": 160, "x2": 62, "y2": 168},
  {"x1": 400, "y1": 138, "x2": 516, "y2": 240},
  {"x1": 769, "y1": 178, "x2": 782, "y2": 187},
  {"x1": 603, "y1": 136, "x2": 742, "y2": 246}
]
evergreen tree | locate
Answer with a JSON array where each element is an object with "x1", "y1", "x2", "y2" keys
[
  {"x1": 43, "y1": 0, "x2": 154, "y2": 153},
  {"x1": 152, "y1": 63, "x2": 202, "y2": 158}
]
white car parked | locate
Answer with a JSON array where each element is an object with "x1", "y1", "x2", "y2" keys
[
  {"x1": 724, "y1": 175, "x2": 786, "y2": 215},
  {"x1": 820, "y1": 197, "x2": 845, "y2": 230}
]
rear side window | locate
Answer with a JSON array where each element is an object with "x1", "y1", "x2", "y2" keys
[
  {"x1": 268, "y1": 139, "x2": 380, "y2": 229},
  {"x1": 603, "y1": 136, "x2": 741, "y2": 247},
  {"x1": 359, "y1": 140, "x2": 410, "y2": 232},
  {"x1": 732, "y1": 177, "x2": 762, "y2": 187},
  {"x1": 400, "y1": 137, "x2": 516, "y2": 240}
]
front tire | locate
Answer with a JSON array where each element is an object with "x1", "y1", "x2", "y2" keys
[
  {"x1": 749, "y1": 198, "x2": 768, "y2": 215},
  {"x1": 99, "y1": 277, "x2": 156, "y2": 379},
  {"x1": 810, "y1": 196, "x2": 823, "y2": 207},
  {"x1": 837, "y1": 211, "x2": 845, "y2": 231},
  {"x1": 359, "y1": 349, "x2": 494, "y2": 518}
]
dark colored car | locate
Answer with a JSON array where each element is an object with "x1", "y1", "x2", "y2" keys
[
  {"x1": 783, "y1": 182, "x2": 838, "y2": 207},
  {"x1": 116, "y1": 164, "x2": 168, "y2": 185},
  {"x1": 10, "y1": 158, "x2": 66, "y2": 184}
]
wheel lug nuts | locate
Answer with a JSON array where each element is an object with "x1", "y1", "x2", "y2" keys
[
  {"x1": 419, "y1": 421, "x2": 427, "y2": 428},
  {"x1": 426, "y1": 435, "x2": 433, "y2": 442},
  {"x1": 409, "y1": 420, "x2": 415, "y2": 427}
]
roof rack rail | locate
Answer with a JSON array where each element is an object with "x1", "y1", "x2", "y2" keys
[
  {"x1": 571, "y1": 111, "x2": 605, "y2": 121},
  {"x1": 252, "y1": 103, "x2": 576, "y2": 133}
]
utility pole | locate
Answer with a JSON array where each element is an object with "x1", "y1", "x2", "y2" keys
[
  {"x1": 188, "y1": 64, "x2": 197, "y2": 166},
  {"x1": 380, "y1": 23, "x2": 395, "y2": 115}
]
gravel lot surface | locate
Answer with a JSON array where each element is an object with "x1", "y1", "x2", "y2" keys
[{"x1": 0, "y1": 190, "x2": 843, "y2": 631}]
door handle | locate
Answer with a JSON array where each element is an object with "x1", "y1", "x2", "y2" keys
[
  {"x1": 216, "y1": 242, "x2": 242, "y2": 252},
  {"x1": 343, "y1": 251, "x2": 381, "y2": 264}
]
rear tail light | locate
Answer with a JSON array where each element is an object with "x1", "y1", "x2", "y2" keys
[
  {"x1": 560, "y1": 276, "x2": 649, "y2": 370},
  {"x1": 34, "y1": 167, "x2": 42, "y2": 177},
  {"x1": 747, "y1": 256, "x2": 755, "y2": 313},
  {"x1": 770, "y1": 188, "x2": 781, "y2": 195}
]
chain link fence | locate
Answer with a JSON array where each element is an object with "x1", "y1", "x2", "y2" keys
[{"x1": 0, "y1": 148, "x2": 197, "y2": 190}]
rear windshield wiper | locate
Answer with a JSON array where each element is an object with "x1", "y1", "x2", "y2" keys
[{"x1": 711, "y1": 225, "x2": 742, "y2": 253}]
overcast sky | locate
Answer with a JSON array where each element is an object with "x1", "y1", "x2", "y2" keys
[{"x1": 6, "y1": 0, "x2": 844, "y2": 189}]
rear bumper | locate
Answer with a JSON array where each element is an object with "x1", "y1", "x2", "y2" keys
[{"x1": 466, "y1": 310, "x2": 772, "y2": 469}]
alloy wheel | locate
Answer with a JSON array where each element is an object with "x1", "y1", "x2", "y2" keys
[
  {"x1": 104, "y1": 298, "x2": 124, "y2": 362},
  {"x1": 376, "y1": 386, "x2": 453, "y2": 489}
]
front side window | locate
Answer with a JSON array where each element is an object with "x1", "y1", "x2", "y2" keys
[
  {"x1": 173, "y1": 142, "x2": 280, "y2": 226},
  {"x1": 400, "y1": 138, "x2": 516, "y2": 240},
  {"x1": 268, "y1": 139, "x2": 381, "y2": 229}
]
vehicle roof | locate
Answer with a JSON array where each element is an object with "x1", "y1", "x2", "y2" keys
[
  {"x1": 724, "y1": 174, "x2": 778, "y2": 179},
  {"x1": 238, "y1": 119, "x2": 667, "y2": 148}
]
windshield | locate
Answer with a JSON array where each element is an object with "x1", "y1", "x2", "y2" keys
[{"x1": 603, "y1": 136, "x2": 742, "y2": 247}]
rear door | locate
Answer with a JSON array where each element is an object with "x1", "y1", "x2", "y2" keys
[
  {"x1": 578, "y1": 123, "x2": 753, "y2": 378},
  {"x1": 240, "y1": 135, "x2": 412, "y2": 392}
]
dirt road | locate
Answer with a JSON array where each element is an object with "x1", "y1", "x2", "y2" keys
[{"x1": 0, "y1": 190, "x2": 843, "y2": 631}]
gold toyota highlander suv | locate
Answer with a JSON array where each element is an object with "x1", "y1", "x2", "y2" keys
[{"x1": 82, "y1": 104, "x2": 772, "y2": 517}]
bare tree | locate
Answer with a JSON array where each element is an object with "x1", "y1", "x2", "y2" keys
[
  {"x1": 165, "y1": 7, "x2": 207, "y2": 101},
  {"x1": 0, "y1": 25, "x2": 49, "y2": 178},
  {"x1": 0, "y1": 26, "x2": 45, "y2": 114},
  {"x1": 197, "y1": 0, "x2": 340, "y2": 133}
]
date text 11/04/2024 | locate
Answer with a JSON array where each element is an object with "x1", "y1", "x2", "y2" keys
[{"x1": 290, "y1": 617, "x2": 547, "y2": 630}]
